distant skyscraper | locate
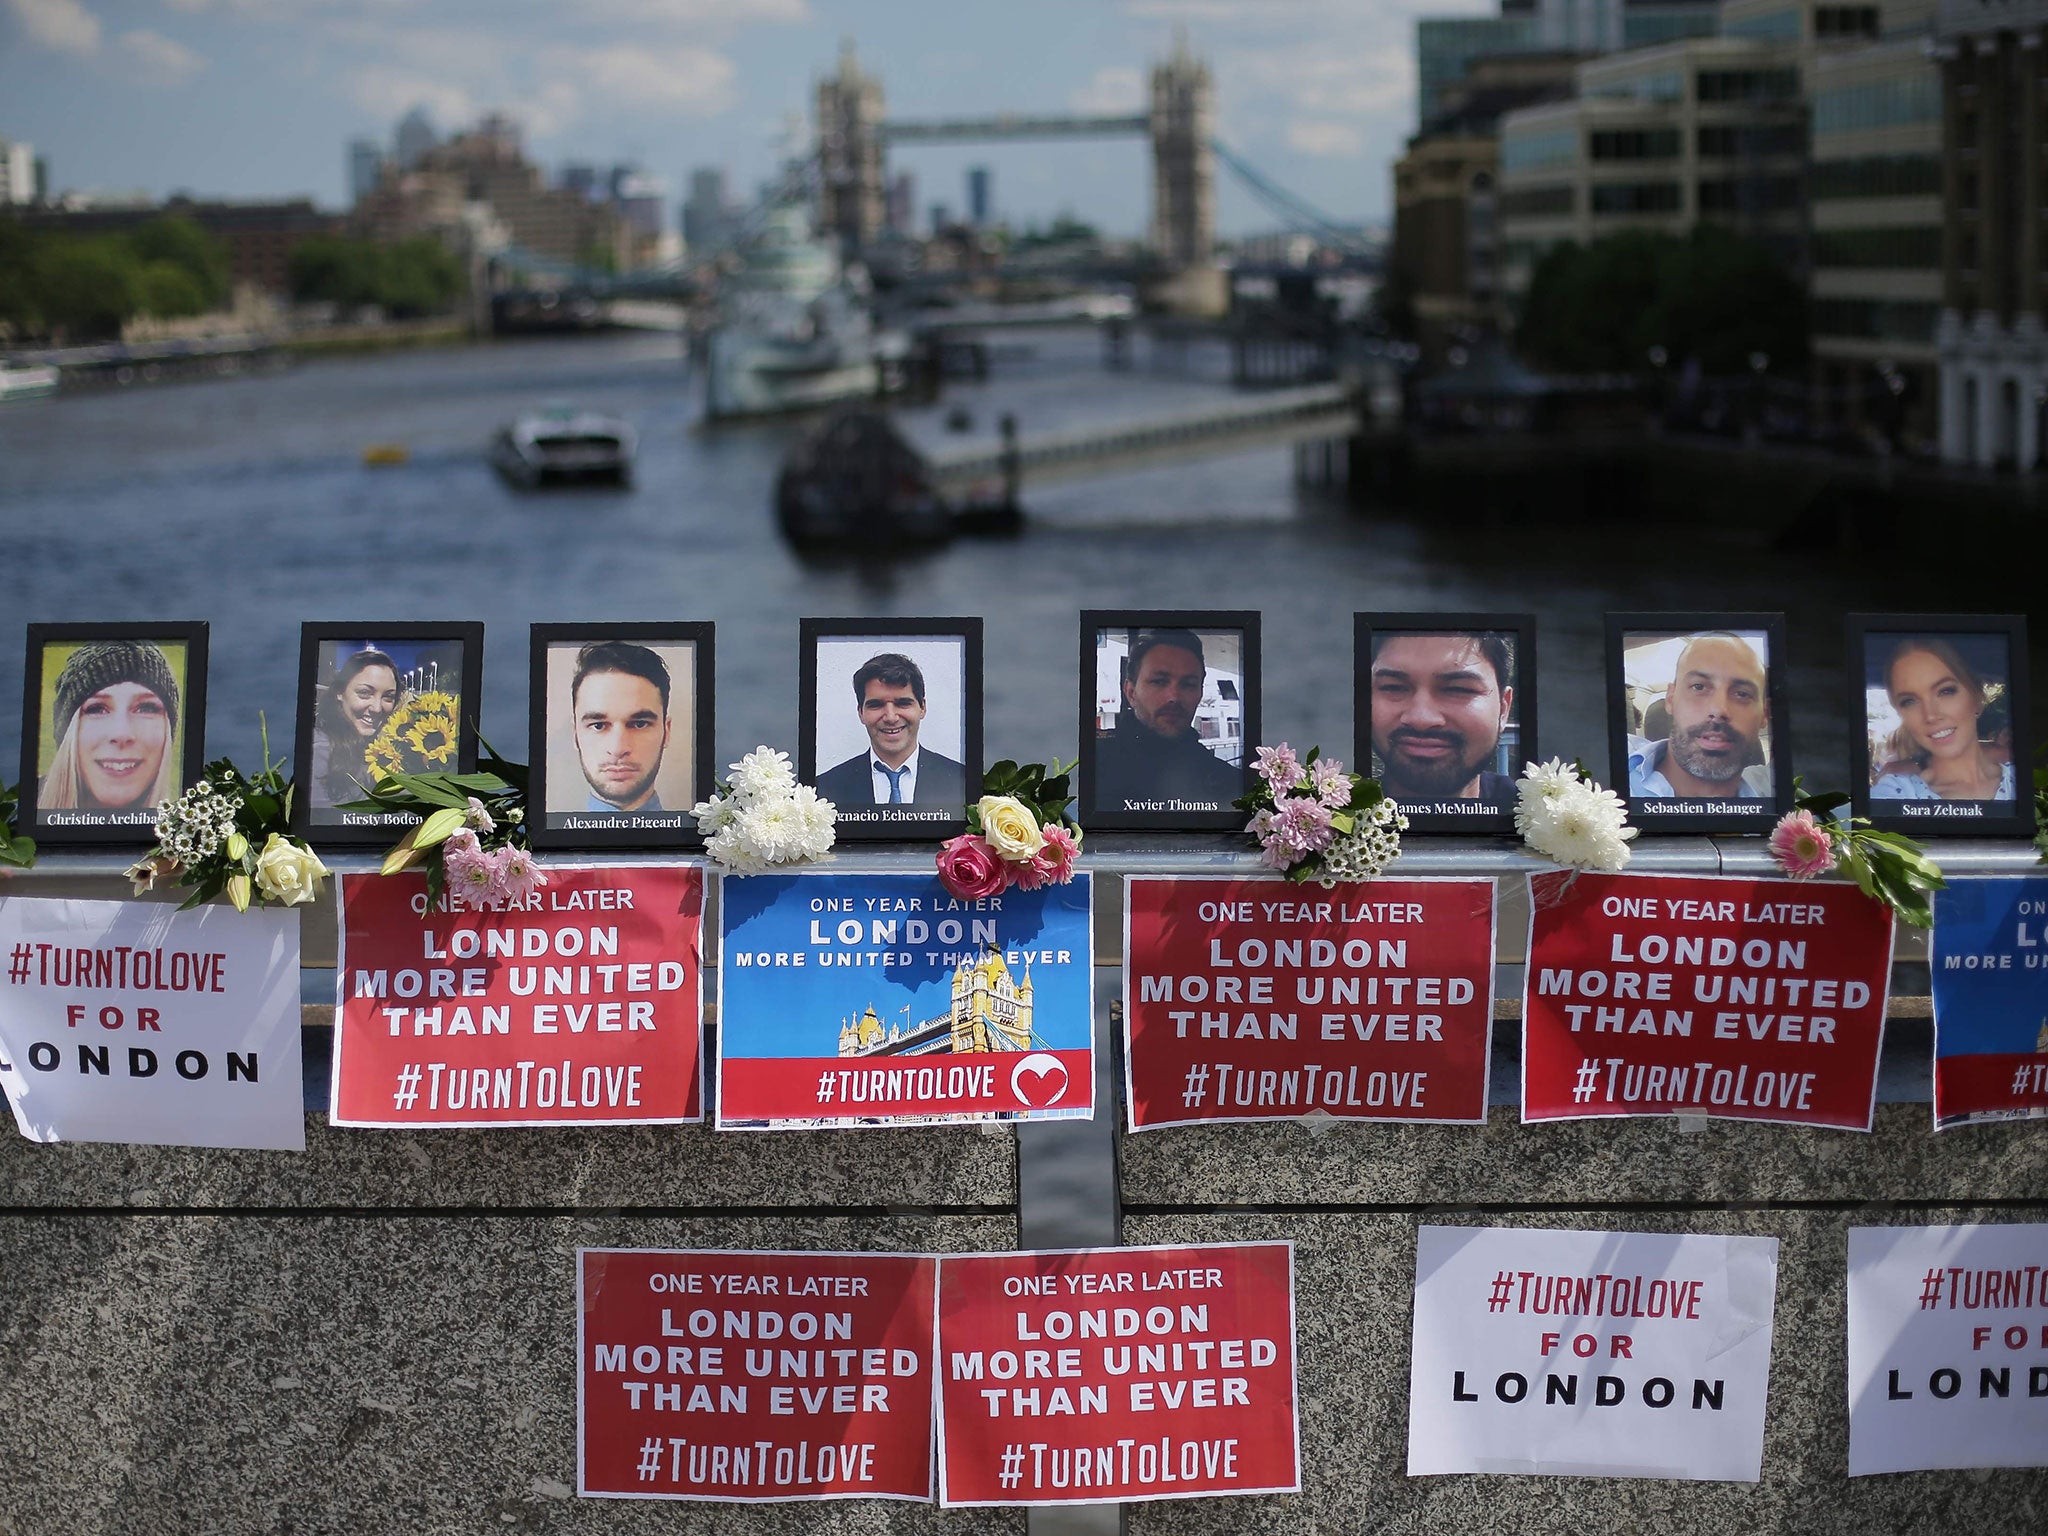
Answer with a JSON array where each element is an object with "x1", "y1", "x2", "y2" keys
[
  {"x1": 683, "y1": 166, "x2": 731, "y2": 253},
  {"x1": 888, "y1": 170, "x2": 916, "y2": 236},
  {"x1": 348, "y1": 138, "x2": 384, "y2": 206},
  {"x1": 930, "y1": 202, "x2": 952, "y2": 231},
  {"x1": 392, "y1": 106, "x2": 439, "y2": 170},
  {"x1": 967, "y1": 165, "x2": 992, "y2": 227},
  {"x1": 0, "y1": 136, "x2": 37, "y2": 206},
  {"x1": 560, "y1": 163, "x2": 599, "y2": 201}
]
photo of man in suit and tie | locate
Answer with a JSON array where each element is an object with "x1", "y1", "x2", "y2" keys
[{"x1": 810, "y1": 646, "x2": 969, "y2": 827}]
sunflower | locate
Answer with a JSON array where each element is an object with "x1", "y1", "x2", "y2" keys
[{"x1": 366, "y1": 690, "x2": 464, "y2": 776}]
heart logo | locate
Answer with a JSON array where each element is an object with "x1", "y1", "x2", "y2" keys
[{"x1": 1009, "y1": 1052, "x2": 1070, "y2": 1107}]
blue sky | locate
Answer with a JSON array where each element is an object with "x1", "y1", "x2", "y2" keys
[{"x1": 0, "y1": 0, "x2": 1479, "y2": 233}]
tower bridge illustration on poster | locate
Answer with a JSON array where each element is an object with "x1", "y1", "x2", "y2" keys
[{"x1": 837, "y1": 950, "x2": 1036, "y2": 1059}]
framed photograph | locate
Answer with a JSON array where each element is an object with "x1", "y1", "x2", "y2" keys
[
  {"x1": 1355, "y1": 613, "x2": 1534, "y2": 833},
  {"x1": 529, "y1": 623, "x2": 715, "y2": 850},
  {"x1": 1606, "y1": 613, "x2": 1790, "y2": 832},
  {"x1": 798, "y1": 619, "x2": 981, "y2": 840},
  {"x1": 20, "y1": 622, "x2": 209, "y2": 846},
  {"x1": 1847, "y1": 614, "x2": 2031, "y2": 838},
  {"x1": 1079, "y1": 610, "x2": 1259, "y2": 831},
  {"x1": 291, "y1": 624, "x2": 484, "y2": 846}
]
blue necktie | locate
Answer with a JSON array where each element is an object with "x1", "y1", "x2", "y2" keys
[{"x1": 877, "y1": 761, "x2": 907, "y2": 804}]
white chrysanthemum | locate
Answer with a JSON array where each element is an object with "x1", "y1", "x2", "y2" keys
[
  {"x1": 791, "y1": 784, "x2": 837, "y2": 857},
  {"x1": 728, "y1": 746, "x2": 795, "y2": 801},
  {"x1": 704, "y1": 823, "x2": 768, "y2": 876},
  {"x1": 1520, "y1": 777, "x2": 1635, "y2": 873},
  {"x1": 691, "y1": 792, "x2": 738, "y2": 835}
]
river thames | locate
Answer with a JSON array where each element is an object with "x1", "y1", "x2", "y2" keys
[{"x1": 3, "y1": 327, "x2": 2039, "y2": 781}]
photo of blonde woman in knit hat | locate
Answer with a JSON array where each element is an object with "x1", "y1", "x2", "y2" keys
[{"x1": 22, "y1": 625, "x2": 208, "y2": 841}]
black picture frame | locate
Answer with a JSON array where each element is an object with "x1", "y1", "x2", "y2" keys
[
  {"x1": 1846, "y1": 613, "x2": 2032, "y2": 839},
  {"x1": 527, "y1": 622, "x2": 716, "y2": 851},
  {"x1": 798, "y1": 618, "x2": 982, "y2": 841},
  {"x1": 1605, "y1": 612, "x2": 1791, "y2": 832},
  {"x1": 290, "y1": 622, "x2": 485, "y2": 847},
  {"x1": 20, "y1": 621, "x2": 210, "y2": 847},
  {"x1": 1354, "y1": 612, "x2": 1535, "y2": 834},
  {"x1": 1078, "y1": 609, "x2": 1260, "y2": 831}
]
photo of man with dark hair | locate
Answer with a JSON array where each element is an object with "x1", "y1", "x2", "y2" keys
[
  {"x1": 569, "y1": 640, "x2": 673, "y2": 814},
  {"x1": 814, "y1": 650, "x2": 966, "y2": 808},
  {"x1": 1368, "y1": 630, "x2": 1519, "y2": 810},
  {"x1": 1091, "y1": 626, "x2": 1243, "y2": 813},
  {"x1": 533, "y1": 629, "x2": 703, "y2": 838}
]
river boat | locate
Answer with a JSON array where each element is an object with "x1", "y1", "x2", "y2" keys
[
  {"x1": 702, "y1": 205, "x2": 907, "y2": 421},
  {"x1": 490, "y1": 409, "x2": 636, "y2": 487},
  {"x1": 0, "y1": 361, "x2": 59, "y2": 401}
]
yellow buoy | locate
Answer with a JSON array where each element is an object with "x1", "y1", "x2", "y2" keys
[{"x1": 361, "y1": 443, "x2": 409, "y2": 467}]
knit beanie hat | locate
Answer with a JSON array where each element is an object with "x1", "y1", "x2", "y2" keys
[{"x1": 51, "y1": 642, "x2": 180, "y2": 738}]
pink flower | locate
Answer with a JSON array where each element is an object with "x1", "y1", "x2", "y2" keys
[
  {"x1": 444, "y1": 826, "x2": 481, "y2": 857},
  {"x1": 936, "y1": 834, "x2": 1008, "y2": 900},
  {"x1": 1273, "y1": 795, "x2": 1335, "y2": 854},
  {"x1": 1017, "y1": 823, "x2": 1082, "y2": 889},
  {"x1": 1254, "y1": 744, "x2": 1303, "y2": 794},
  {"x1": 1769, "y1": 810, "x2": 1835, "y2": 879},
  {"x1": 495, "y1": 845, "x2": 548, "y2": 902},
  {"x1": 442, "y1": 843, "x2": 497, "y2": 913},
  {"x1": 1309, "y1": 758, "x2": 1351, "y2": 809}
]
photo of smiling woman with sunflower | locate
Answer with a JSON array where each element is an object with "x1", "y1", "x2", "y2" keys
[{"x1": 292, "y1": 624, "x2": 484, "y2": 842}]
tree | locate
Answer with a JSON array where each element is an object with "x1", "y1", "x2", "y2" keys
[
  {"x1": 1515, "y1": 225, "x2": 1807, "y2": 375},
  {"x1": 124, "y1": 217, "x2": 230, "y2": 308}
]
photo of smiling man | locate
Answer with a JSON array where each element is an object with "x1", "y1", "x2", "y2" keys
[
  {"x1": 1609, "y1": 614, "x2": 1789, "y2": 828},
  {"x1": 1357, "y1": 615, "x2": 1531, "y2": 831},
  {"x1": 534, "y1": 628, "x2": 706, "y2": 845},
  {"x1": 800, "y1": 620, "x2": 981, "y2": 839}
]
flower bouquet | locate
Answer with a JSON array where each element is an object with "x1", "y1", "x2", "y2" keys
[
  {"x1": 1233, "y1": 743, "x2": 1405, "y2": 886},
  {"x1": 691, "y1": 747, "x2": 836, "y2": 875},
  {"x1": 1514, "y1": 759, "x2": 1636, "y2": 873},
  {"x1": 128, "y1": 724, "x2": 329, "y2": 911},
  {"x1": 0, "y1": 781, "x2": 33, "y2": 870},
  {"x1": 934, "y1": 759, "x2": 1083, "y2": 900},
  {"x1": 339, "y1": 738, "x2": 542, "y2": 911},
  {"x1": 1769, "y1": 782, "x2": 1944, "y2": 928}
]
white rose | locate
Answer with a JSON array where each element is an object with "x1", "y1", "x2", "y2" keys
[
  {"x1": 253, "y1": 833, "x2": 330, "y2": 907},
  {"x1": 976, "y1": 795, "x2": 1044, "y2": 861}
]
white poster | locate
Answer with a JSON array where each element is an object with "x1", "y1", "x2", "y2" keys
[
  {"x1": 1848, "y1": 1223, "x2": 2048, "y2": 1476},
  {"x1": 0, "y1": 896, "x2": 304, "y2": 1150},
  {"x1": 1407, "y1": 1225, "x2": 1778, "y2": 1481}
]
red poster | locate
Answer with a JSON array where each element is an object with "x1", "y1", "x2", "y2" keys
[
  {"x1": 936, "y1": 1242, "x2": 1299, "y2": 1507},
  {"x1": 331, "y1": 864, "x2": 704, "y2": 1127},
  {"x1": 1122, "y1": 877, "x2": 1494, "y2": 1129},
  {"x1": 577, "y1": 1249, "x2": 936, "y2": 1502},
  {"x1": 1522, "y1": 872, "x2": 1893, "y2": 1129}
]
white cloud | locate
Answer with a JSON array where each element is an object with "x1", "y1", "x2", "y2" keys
[
  {"x1": 555, "y1": 43, "x2": 737, "y2": 115},
  {"x1": 5, "y1": 0, "x2": 101, "y2": 53},
  {"x1": 1286, "y1": 119, "x2": 1363, "y2": 158},
  {"x1": 344, "y1": 65, "x2": 482, "y2": 132},
  {"x1": 1068, "y1": 65, "x2": 1143, "y2": 116},
  {"x1": 115, "y1": 27, "x2": 206, "y2": 83}
]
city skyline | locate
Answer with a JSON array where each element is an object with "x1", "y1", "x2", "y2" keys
[{"x1": 0, "y1": 0, "x2": 1471, "y2": 235}]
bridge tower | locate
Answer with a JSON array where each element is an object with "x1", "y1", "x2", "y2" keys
[
  {"x1": 816, "y1": 40, "x2": 886, "y2": 249},
  {"x1": 1148, "y1": 34, "x2": 1215, "y2": 269}
]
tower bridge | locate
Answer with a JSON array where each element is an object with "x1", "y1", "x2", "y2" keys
[{"x1": 815, "y1": 37, "x2": 1217, "y2": 287}]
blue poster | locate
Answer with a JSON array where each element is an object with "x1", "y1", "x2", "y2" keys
[
  {"x1": 1930, "y1": 876, "x2": 2048, "y2": 1129},
  {"x1": 716, "y1": 872, "x2": 1093, "y2": 1128}
]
